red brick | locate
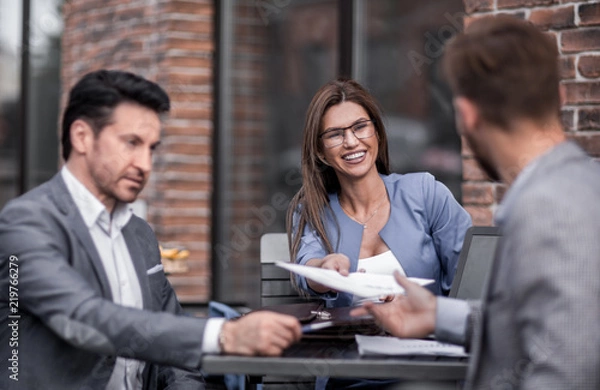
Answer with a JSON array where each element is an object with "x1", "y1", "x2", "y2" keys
[
  {"x1": 462, "y1": 183, "x2": 495, "y2": 205},
  {"x1": 162, "y1": 56, "x2": 213, "y2": 69},
  {"x1": 165, "y1": 37, "x2": 213, "y2": 52},
  {"x1": 156, "y1": 179, "x2": 211, "y2": 192},
  {"x1": 578, "y1": 55, "x2": 600, "y2": 78},
  {"x1": 170, "y1": 106, "x2": 212, "y2": 120},
  {"x1": 560, "y1": 56, "x2": 576, "y2": 79},
  {"x1": 464, "y1": 0, "x2": 494, "y2": 13},
  {"x1": 497, "y1": 0, "x2": 558, "y2": 9},
  {"x1": 529, "y1": 6, "x2": 574, "y2": 30},
  {"x1": 162, "y1": 1, "x2": 213, "y2": 16},
  {"x1": 464, "y1": 205, "x2": 494, "y2": 227},
  {"x1": 495, "y1": 183, "x2": 508, "y2": 204},
  {"x1": 561, "y1": 109, "x2": 576, "y2": 131},
  {"x1": 463, "y1": 158, "x2": 491, "y2": 181},
  {"x1": 162, "y1": 19, "x2": 213, "y2": 34},
  {"x1": 168, "y1": 91, "x2": 212, "y2": 104},
  {"x1": 496, "y1": 11, "x2": 527, "y2": 20},
  {"x1": 163, "y1": 124, "x2": 212, "y2": 136},
  {"x1": 562, "y1": 82, "x2": 600, "y2": 105},
  {"x1": 578, "y1": 108, "x2": 600, "y2": 130},
  {"x1": 561, "y1": 28, "x2": 600, "y2": 53},
  {"x1": 579, "y1": 2, "x2": 600, "y2": 26}
]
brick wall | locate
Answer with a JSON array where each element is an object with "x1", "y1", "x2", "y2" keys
[
  {"x1": 462, "y1": 0, "x2": 600, "y2": 226},
  {"x1": 61, "y1": 0, "x2": 214, "y2": 302}
]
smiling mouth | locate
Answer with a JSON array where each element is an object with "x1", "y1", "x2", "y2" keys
[{"x1": 343, "y1": 151, "x2": 366, "y2": 161}]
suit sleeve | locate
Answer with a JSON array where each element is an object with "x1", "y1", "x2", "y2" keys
[
  {"x1": 508, "y1": 189, "x2": 600, "y2": 389},
  {"x1": 0, "y1": 199, "x2": 207, "y2": 370}
]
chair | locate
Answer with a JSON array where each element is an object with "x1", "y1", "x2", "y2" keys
[
  {"x1": 260, "y1": 233, "x2": 313, "y2": 307},
  {"x1": 259, "y1": 233, "x2": 316, "y2": 389}
]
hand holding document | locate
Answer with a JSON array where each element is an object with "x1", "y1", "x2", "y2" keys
[{"x1": 276, "y1": 262, "x2": 433, "y2": 299}]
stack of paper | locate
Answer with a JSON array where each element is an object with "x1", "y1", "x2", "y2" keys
[
  {"x1": 356, "y1": 335, "x2": 468, "y2": 357},
  {"x1": 276, "y1": 261, "x2": 433, "y2": 299}
]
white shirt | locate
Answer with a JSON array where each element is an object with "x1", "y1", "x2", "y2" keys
[
  {"x1": 62, "y1": 167, "x2": 145, "y2": 389},
  {"x1": 356, "y1": 250, "x2": 406, "y2": 275},
  {"x1": 353, "y1": 250, "x2": 406, "y2": 304}
]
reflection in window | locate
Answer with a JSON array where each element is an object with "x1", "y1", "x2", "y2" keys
[
  {"x1": 0, "y1": 1, "x2": 22, "y2": 208},
  {"x1": 27, "y1": 0, "x2": 62, "y2": 189},
  {"x1": 215, "y1": 0, "x2": 338, "y2": 305},
  {"x1": 0, "y1": 0, "x2": 62, "y2": 209},
  {"x1": 358, "y1": 0, "x2": 464, "y2": 197}
]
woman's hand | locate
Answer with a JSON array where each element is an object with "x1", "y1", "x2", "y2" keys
[{"x1": 305, "y1": 253, "x2": 351, "y2": 293}]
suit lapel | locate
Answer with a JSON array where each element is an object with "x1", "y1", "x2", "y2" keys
[
  {"x1": 122, "y1": 222, "x2": 152, "y2": 310},
  {"x1": 49, "y1": 173, "x2": 114, "y2": 300}
]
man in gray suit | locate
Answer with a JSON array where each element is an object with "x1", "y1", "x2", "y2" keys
[
  {"x1": 0, "y1": 70, "x2": 301, "y2": 389},
  {"x1": 353, "y1": 15, "x2": 600, "y2": 389}
]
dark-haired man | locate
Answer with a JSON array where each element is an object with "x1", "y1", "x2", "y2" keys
[
  {"x1": 353, "y1": 15, "x2": 600, "y2": 389},
  {"x1": 0, "y1": 70, "x2": 301, "y2": 389}
]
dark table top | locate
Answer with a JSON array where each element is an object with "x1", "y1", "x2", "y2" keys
[{"x1": 202, "y1": 337, "x2": 469, "y2": 380}]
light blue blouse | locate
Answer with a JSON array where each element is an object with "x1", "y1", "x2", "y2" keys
[{"x1": 293, "y1": 173, "x2": 472, "y2": 307}]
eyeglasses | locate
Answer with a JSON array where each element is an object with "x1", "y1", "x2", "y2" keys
[{"x1": 319, "y1": 120, "x2": 375, "y2": 148}]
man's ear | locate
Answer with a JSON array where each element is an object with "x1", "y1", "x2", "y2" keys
[
  {"x1": 70, "y1": 119, "x2": 94, "y2": 155},
  {"x1": 454, "y1": 97, "x2": 480, "y2": 136}
]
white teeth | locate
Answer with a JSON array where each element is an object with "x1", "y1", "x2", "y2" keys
[{"x1": 343, "y1": 152, "x2": 365, "y2": 160}]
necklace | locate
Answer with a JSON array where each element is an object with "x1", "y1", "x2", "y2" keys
[{"x1": 339, "y1": 192, "x2": 388, "y2": 229}]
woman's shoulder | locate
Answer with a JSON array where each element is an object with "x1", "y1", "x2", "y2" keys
[{"x1": 382, "y1": 172, "x2": 436, "y2": 189}]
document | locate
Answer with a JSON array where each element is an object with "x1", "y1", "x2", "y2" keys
[
  {"x1": 276, "y1": 262, "x2": 433, "y2": 299},
  {"x1": 355, "y1": 335, "x2": 468, "y2": 357}
]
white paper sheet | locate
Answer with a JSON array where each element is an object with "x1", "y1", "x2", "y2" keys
[
  {"x1": 276, "y1": 261, "x2": 433, "y2": 299},
  {"x1": 355, "y1": 335, "x2": 468, "y2": 357}
]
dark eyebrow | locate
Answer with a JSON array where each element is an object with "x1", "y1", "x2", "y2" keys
[{"x1": 323, "y1": 117, "x2": 370, "y2": 133}]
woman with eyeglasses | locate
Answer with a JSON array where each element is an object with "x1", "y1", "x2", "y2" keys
[{"x1": 286, "y1": 78, "x2": 472, "y2": 308}]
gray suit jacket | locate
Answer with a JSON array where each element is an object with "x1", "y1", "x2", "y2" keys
[
  {"x1": 465, "y1": 142, "x2": 600, "y2": 389},
  {"x1": 0, "y1": 174, "x2": 206, "y2": 389}
]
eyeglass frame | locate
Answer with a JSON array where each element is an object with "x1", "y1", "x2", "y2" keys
[{"x1": 319, "y1": 119, "x2": 376, "y2": 148}]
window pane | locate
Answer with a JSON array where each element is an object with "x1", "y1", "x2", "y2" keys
[
  {"x1": 216, "y1": 0, "x2": 338, "y2": 305},
  {"x1": 27, "y1": 0, "x2": 62, "y2": 190},
  {"x1": 357, "y1": 0, "x2": 464, "y2": 197},
  {"x1": 0, "y1": 1, "x2": 23, "y2": 208}
]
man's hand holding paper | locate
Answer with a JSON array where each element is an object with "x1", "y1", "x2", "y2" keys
[{"x1": 350, "y1": 271, "x2": 437, "y2": 339}]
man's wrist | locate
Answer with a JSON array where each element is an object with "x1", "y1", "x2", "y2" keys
[{"x1": 218, "y1": 323, "x2": 229, "y2": 354}]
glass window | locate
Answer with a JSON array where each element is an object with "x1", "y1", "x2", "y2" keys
[
  {"x1": 0, "y1": 1, "x2": 23, "y2": 208},
  {"x1": 0, "y1": 0, "x2": 62, "y2": 209},
  {"x1": 27, "y1": 0, "x2": 63, "y2": 189},
  {"x1": 356, "y1": 0, "x2": 464, "y2": 197},
  {"x1": 215, "y1": 0, "x2": 338, "y2": 305}
]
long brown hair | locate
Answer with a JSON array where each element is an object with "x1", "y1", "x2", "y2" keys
[{"x1": 286, "y1": 78, "x2": 390, "y2": 269}]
